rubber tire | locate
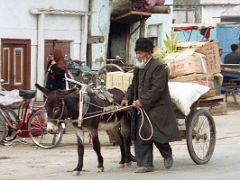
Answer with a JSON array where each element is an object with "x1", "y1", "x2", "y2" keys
[
  {"x1": 2, "y1": 107, "x2": 19, "y2": 124},
  {"x1": 28, "y1": 109, "x2": 64, "y2": 149},
  {"x1": 0, "y1": 111, "x2": 8, "y2": 142},
  {"x1": 1, "y1": 107, "x2": 19, "y2": 137},
  {"x1": 186, "y1": 109, "x2": 216, "y2": 164}
]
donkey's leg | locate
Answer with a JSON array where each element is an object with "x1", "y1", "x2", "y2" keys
[
  {"x1": 108, "y1": 127, "x2": 126, "y2": 167},
  {"x1": 120, "y1": 115, "x2": 132, "y2": 166},
  {"x1": 91, "y1": 129, "x2": 104, "y2": 172},
  {"x1": 72, "y1": 127, "x2": 84, "y2": 176}
]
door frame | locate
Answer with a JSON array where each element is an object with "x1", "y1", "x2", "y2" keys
[{"x1": 1, "y1": 39, "x2": 31, "y2": 90}]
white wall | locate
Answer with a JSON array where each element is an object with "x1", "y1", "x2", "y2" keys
[
  {"x1": 0, "y1": 0, "x2": 88, "y2": 90},
  {"x1": 129, "y1": 0, "x2": 173, "y2": 63},
  {"x1": 200, "y1": 0, "x2": 240, "y2": 25},
  {"x1": 201, "y1": 6, "x2": 236, "y2": 25},
  {"x1": 90, "y1": 0, "x2": 111, "y2": 70},
  {"x1": 201, "y1": 0, "x2": 240, "y2": 4}
]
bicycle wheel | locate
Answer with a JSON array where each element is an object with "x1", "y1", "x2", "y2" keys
[
  {"x1": 0, "y1": 111, "x2": 8, "y2": 142},
  {"x1": 2, "y1": 107, "x2": 19, "y2": 124},
  {"x1": 2, "y1": 107, "x2": 19, "y2": 137},
  {"x1": 186, "y1": 109, "x2": 216, "y2": 164},
  {"x1": 28, "y1": 109, "x2": 64, "y2": 149}
]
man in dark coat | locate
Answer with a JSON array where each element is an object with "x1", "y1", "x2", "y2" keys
[
  {"x1": 224, "y1": 44, "x2": 240, "y2": 64},
  {"x1": 121, "y1": 38, "x2": 180, "y2": 173}
]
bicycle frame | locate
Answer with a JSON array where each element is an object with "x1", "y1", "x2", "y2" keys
[
  {"x1": 0, "y1": 99, "x2": 45, "y2": 138},
  {"x1": 1, "y1": 88, "x2": 63, "y2": 148}
]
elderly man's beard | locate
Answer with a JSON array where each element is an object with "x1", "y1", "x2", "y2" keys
[{"x1": 135, "y1": 58, "x2": 147, "y2": 69}]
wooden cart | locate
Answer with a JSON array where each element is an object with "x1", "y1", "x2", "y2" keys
[{"x1": 173, "y1": 99, "x2": 216, "y2": 165}]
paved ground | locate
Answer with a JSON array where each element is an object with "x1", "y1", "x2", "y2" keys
[{"x1": 1, "y1": 101, "x2": 240, "y2": 180}]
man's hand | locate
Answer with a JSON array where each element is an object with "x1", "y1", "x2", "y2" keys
[
  {"x1": 133, "y1": 100, "x2": 142, "y2": 109},
  {"x1": 121, "y1": 100, "x2": 128, "y2": 106}
]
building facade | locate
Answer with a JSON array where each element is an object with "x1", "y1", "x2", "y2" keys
[{"x1": 0, "y1": 0, "x2": 173, "y2": 100}]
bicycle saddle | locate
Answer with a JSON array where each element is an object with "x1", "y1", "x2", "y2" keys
[{"x1": 19, "y1": 90, "x2": 36, "y2": 99}]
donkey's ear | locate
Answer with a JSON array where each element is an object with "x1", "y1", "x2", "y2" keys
[
  {"x1": 58, "y1": 88, "x2": 78, "y2": 99},
  {"x1": 35, "y1": 83, "x2": 50, "y2": 96}
]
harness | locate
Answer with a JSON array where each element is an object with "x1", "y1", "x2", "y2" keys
[{"x1": 47, "y1": 87, "x2": 153, "y2": 141}]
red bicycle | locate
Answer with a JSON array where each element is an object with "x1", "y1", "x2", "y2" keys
[{"x1": 0, "y1": 89, "x2": 64, "y2": 148}]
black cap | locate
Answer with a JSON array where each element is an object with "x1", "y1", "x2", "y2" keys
[{"x1": 135, "y1": 38, "x2": 154, "y2": 52}]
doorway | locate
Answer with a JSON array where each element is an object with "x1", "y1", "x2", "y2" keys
[{"x1": 44, "y1": 40, "x2": 71, "y2": 71}]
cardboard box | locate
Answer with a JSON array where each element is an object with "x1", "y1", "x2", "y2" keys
[
  {"x1": 177, "y1": 41, "x2": 221, "y2": 75},
  {"x1": 170, "y1": 74, "x2": 216, "y2": 97},
  {"x1": 122, "y1": 73, "x2": 133, "y2": 91},
  {"x1": 106, "y1": 72, "x2": 133, "y2": 91},
  {"x1": 164, "y1": 49, "x2": 208, "y2": 78}
]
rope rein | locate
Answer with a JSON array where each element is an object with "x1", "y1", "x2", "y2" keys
[
  {"x1": 138, "y1": 107, "x2": 153, "y2": 141},
  {"x1": 72, "y1": 104, "x2": 154, "y2": 141}
]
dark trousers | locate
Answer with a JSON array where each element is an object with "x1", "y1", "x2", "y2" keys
[{"x1": 135, "y1": 135, "x2": 172, "y2": 167}]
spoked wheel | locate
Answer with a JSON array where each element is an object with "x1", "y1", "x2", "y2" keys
[
  {"x1": 2, "y1": 107, "x2": 19, "y2": 124},
  {"x1": 98, "y1": 64, "x2": 124, "y2": 86},
  {"x1": 1, "y1": 107, "x2": 19, "y2": 137},
  {"x1": 186, "y1": 109, "x2": 216, "y2": 164},
  {"x1": 0, "y1": 112, "x2": 8, "y2": 142},
  {"x1": 28, "y1": 109, "x2": 64, "y2": 149}
]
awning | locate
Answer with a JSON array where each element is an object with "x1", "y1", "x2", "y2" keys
[
  {"x1": 112, "y1": 11, "x2": 151, "y2": 24},
  {"x1": 172, "y1": 24, "x2": 214, "y2": 32}
]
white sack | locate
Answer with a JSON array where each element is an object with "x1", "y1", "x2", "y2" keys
[
  {"x1": 0, "y1": 90, "x2": 23, "y2": 106},
  {"x1": 168, "y1": 82, "x2": 210, "y2": 116}
]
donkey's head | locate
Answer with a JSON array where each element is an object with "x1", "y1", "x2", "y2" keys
[{"x1": 35, "y1": 83, "x2": 77, "y2": 133}]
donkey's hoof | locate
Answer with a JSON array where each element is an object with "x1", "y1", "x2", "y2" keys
[
  {"x1": 119, "y1": 163, "x2": 124, "y2": 168},
  {"x1": 125, "y1": 162, "x2": 132, "y2": 167},
  {"x1": 97, "y1": 167, "x2": 104, "y2": 172},
  {"x1": 72, "y1": 171, "x2": 81, "y2": 176}
]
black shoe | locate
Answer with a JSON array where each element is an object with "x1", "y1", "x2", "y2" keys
[
  {"x1": 164, "y1": 156, "x2": 173, "y2": 169},
  {"x1": 135, "y1": 166, "x2": 154, "y2": 173}
]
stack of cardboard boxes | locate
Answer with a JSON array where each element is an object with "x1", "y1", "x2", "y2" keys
[
  {"x1": 166, "y1": 40, "x2": 222, "y2": 97},
  {"x1": 105, "y1": 41, "x2": 222, "y2": 97}
]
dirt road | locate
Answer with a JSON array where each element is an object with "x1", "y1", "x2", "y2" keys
[{"x1": 1, "y1": 108, "x2": 240, "y2": 180}]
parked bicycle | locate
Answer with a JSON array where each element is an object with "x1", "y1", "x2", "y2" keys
[
  {"x1": 0, "y1": 80, "x2": 64, "y2": 148},
  {"x1": 64, "y1": 55, "x2": 94, "y2": 84}
]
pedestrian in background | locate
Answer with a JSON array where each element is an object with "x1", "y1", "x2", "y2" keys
[
  {"x1": 45, "y1": 49, "x2": 67, "y2": 91},
  {"x1": 121, "y1": 38, "x2": 180, "y2": 173},
  {"x1": 224, "y1": 44, "x2": 240, "y2": 64}
]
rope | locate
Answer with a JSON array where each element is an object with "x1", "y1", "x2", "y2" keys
[
  {"x1": 72, "y1": 105, "x2": 133, "y2": 122},
  {"x1": 72, "y1": 105, "x2": 154, "y2": 141},
  {"x1": 138, "y1": 107, "x2": 154, "y2": 141}
]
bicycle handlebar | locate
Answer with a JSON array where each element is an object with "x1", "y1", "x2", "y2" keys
[{"x1": 64, "y1": 75, "x2": 93, "y2": 87}]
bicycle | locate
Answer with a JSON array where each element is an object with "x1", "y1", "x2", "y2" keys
[
  {"x1": 0, "y1": 82, "x2": 64, "y2": 149},
  {"x1": 64, "y1": 55, "x2": 94, "y2": 84}
]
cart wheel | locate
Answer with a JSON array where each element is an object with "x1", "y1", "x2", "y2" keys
[
  {"x1": 186, "y1": 109, "x2": 216, "y2": 164},
  {"x1": 28, "y1": 109, "x2": 64, "y2": 149},
  {"x1": 98, "y1": 64, "x2": 124, "y2": 86},
  {"x1": 0, "y1": 112, "x2": 8, "y2": 142}
]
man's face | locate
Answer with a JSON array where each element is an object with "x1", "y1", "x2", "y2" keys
[
  {"x1": 237, "y1": 45, "x2": 240, "y2": 54},
  {"x1": 135, "y1": 51, "x2": 152, "y2": 69},
  {"x1": 135, "y1": 51, "x2": 151, "y2": 62}
]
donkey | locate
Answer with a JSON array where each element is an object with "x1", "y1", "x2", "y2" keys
[{"x1": 35, "y1": 84, "x2": 132, "y2": 175}]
